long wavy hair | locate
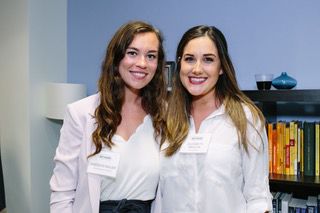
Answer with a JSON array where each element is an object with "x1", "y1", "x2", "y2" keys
[
  {"x1": 163, "y1": 25, "x2": 265, "y2": 156},
  {"x1": 91, "y1": 21, "x2": 166, "y2": 156}
]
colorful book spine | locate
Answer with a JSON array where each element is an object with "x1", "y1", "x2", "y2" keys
[
  {"x1": 315, "y1": 122, "x2": 320, "y2": 176},
  {"x1": 303, "y1": 121, "x2": 315, "y2": 177},
  {"x1": 272, "y1": 124, "x2": 278, "y2": 174},
  {"x1": 289, "y1": 121, "x2": 296, "y2": 175},
  {"x1": 285, "y1": 123, "x2": 290, "y2": 175},
  {"x1": 268, "y1": 122, "x2": 274, "y2": 174}
]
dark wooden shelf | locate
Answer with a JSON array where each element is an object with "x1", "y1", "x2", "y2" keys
[
  {"x1": 243, "y1": 89, "x2": 320, "y2": 197},
  {"x1": 243, "y1": 89, "x2": 320, "y2": 102},
  {"x1": 269, "y1": 174, "x2": 320, "y2": 197}
]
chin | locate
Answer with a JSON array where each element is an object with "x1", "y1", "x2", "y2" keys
[{"x1": 187, "y1": 90, "x2": 204, "y2": 97}]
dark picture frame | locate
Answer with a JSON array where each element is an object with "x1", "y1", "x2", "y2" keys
[{"x1": 165, "y1": 61, "x2": 175, "y2": 91}]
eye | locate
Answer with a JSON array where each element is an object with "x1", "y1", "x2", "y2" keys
[
  {"x1": 184, "y1": 56, "x2": 195, "y2": 63},
  {"x1": 126, "y1": 50, "x2": 137, "y2": 56},
  {"x1": 203, "y1": 57, "x2": 214, "y2": 63},
  {"x1": 147, "y1": 53, "x2": 157, "y2": 61}
]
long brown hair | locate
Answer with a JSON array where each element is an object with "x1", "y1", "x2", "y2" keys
[
  {"x1": 163, "y1": 25, "x2": 265, "y2": 156},
  {"x1": 91, "y1": 21, "x2": 166, "y2": 156}
]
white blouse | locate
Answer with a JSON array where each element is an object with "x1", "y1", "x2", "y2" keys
[
  {"x1": 157, "y1": 105, "x2": 273, "y2": 213},
  {"x1": 100, "y1": 115, "x2": 160, "y2": 201}
]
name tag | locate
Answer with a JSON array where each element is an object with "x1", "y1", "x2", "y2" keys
[
  {"x1": 87, "y1": 149, "x2": 120, "y2": 178},
  {"x1": 180, "y1": 133, "x2": 211, "y2": 154}
]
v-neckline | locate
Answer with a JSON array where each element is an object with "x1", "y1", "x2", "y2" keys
[{"x1": 113, "y1": 115, "x2": 150, "y2": 142}]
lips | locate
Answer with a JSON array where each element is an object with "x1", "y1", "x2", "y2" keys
[
  {"x1": 189, "y1": 76, "x2": 207, "y2": 84},
  {"x1": 130, "y1": 71, "x2": 147, "y2": 79}
]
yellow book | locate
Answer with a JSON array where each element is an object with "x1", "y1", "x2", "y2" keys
[
  {"x1": 315, "y1": 122, "x2": 319, "y2": 176},
  {"x1": 289, "y1": 121, "x2": 296, "y2": 175},
  {"x1": 293, "y1": 122, "x2": 298, "y2": 175},
  {"x1": 285, "y1": 123, "x2": 290, "y2": 175}
]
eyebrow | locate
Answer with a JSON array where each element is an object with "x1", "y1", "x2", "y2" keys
[
  {"x1": 183, "y1": 53, "x2": 217, "y2": 57},
  {"x1": 127, "y1": 47, "x2": 158, "y2": 53},
  {"x1": 203, "y1": 53, "x2": 217, "y2": 57}
]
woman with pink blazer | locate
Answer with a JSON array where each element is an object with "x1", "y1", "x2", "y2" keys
[{"x1": 50, "y1": 21, "x2": 167, "y2": 213}]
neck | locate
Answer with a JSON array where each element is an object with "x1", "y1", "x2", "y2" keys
[
  {"x1": 123, "y1": 86, "x2": 142, "y2": 105},
  {"x1": 191, "y1": 94, "x2": 220, "y2": 116}
]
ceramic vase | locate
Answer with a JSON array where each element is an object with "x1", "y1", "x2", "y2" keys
[{"x1": 272, "y1": 72, "x2": 297, "y2": 89}]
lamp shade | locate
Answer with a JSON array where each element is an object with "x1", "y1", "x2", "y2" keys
[{"x1": 45, "y1": 83, "x2": 87, "y2": 120}]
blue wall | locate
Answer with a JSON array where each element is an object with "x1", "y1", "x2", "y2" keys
[{"x1": 68, "y1": 0, "x2": 320, "y2": 95}]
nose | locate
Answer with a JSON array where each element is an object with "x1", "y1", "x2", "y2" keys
[
  {"x1": 136, "y1": 55, "x2": 147, "y2": 68},
  {"x1": 192, "y1": 60, "x2": 202, "y2": 75}
]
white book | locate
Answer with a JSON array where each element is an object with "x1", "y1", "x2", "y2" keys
[
  {"x1": 295, "y1": 198, "x2": 307, "y2": 212},
  {"x1": 281, "y1": 193, "x2": 292, "y2": 213},
  {"x1": 306, "y1": 196, "x2": 317, "y2": 213}
]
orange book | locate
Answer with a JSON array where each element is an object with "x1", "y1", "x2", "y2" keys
[
  {"x1": 272, "y1": 124, "x2": 277, "y2": 174},
  {"x1": 267, "y1": 122, "x2": 273, "y2": 174},
  {"x1": 276, "y1": 122, "x2": 284, "y2": 174}
]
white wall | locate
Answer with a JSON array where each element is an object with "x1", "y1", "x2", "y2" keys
[
  {"x1": 0, "y1": 0, "x2": 67, "y2": 212},
  {"x1": 0, "y1": 0, "x2": 31, "y2": 211}
]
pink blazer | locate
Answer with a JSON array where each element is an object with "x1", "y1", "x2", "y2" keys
[{"x1": 50, "y1": 94, "x2": 102, "y2": 213}]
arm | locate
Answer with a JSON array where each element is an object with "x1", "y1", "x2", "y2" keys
[
  {"x1": 49, "y1": 105, "x2": 83, "y2": 213},
  {"x1": 242, "y1": 120, "x2": 273, "y2": 212}
]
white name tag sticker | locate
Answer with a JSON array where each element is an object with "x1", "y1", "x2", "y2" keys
[
  {"x1": 87, "y1": 149, "x2": 120, "y2": 178},
  {"x1": 180, "y1": 133, "x2": 211, "y2": 154}
]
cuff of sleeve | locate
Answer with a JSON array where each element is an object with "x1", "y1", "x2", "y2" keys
[{"x1": 246, "y1": 198, "x2": 272, "y2": 213}]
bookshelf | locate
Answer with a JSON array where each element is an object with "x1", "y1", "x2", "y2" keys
[{"x1": 243, "y1": 89, "x2": 320, "y2": 198}]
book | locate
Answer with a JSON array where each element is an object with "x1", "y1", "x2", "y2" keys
[
  {"x1": 306, "y1": 196, "x2": 317, "y2": 213},
  {"x1": 276, "y1": 122, "x2": 285, "y2": 174},
  {"x1": 289, "y1": 198, "x2": 307, "y2": 213},
  {"x1": 272, "y1": 124, "x2": 278, "y2": 174},
  {"x1": 303, "y1": 121, "x2": 315, "y2": 176},
  {"x1": 268, "y1": 122, "x2": 274, "y2": 174},
  {"x1": 289, "y1": 198, "x2": 298, "y2": 213},
  {"x1": 273, "y1": 192, "x2": 282, "y2": 213},
  {"x1": 297, "y1": 121, "x2": 303, "y2": 175},
  {"x1": 285, "y1": 123, "x2": 290, "y2": 174},
  {"x1": 278, "y1": 192, "x2": 286, "y2": 213},
  {"x1": 295, "y1": 198, "x2": 307, "y2": 213},
  {"x1": 317, "y1": 194, "x2": 320, "y2": 213},
  {"x1": 315, "y1": 122, "x2": 320, "y2": 176},
  {"x1": 289, "y1": 121, "x2": 297, "y2": 175},
  {"x1": 281, "y1": 193, "x2": 293, "y2": 213},
  {"x1": 300, "y1": 124, "x2": 304, "y2": 174}
]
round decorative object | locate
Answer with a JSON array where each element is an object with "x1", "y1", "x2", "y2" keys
[{"x1": 272, "y1": 72, "x2": 297, "y2": 89}]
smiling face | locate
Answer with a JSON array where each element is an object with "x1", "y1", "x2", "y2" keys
[
  {"x1": 118, "y1": 32, "x2": 159, "y2": 94},
  {"x1": 179, "y1": 35, "x2": 223, "y2": 99}
]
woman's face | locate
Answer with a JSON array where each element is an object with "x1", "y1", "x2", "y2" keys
[
  {"x1": 179, "y1": 35, "x2": 223, "y2": 99},
  {"x1": 118, "y1": 32, "x2": 159, "y2": 94}
]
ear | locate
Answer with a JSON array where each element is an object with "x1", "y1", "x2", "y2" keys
[{"x1": 219, "y1": 69, "x2": 223, "y2": 75}]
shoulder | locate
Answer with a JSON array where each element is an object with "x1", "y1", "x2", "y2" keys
[
  {"x1": 66, "y1": 93, "x2": 100, "y2": 121},
  {"x1": 241, "y1": 103, "x2": 264, "y2": 127}
]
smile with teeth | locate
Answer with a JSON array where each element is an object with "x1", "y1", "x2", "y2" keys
[
  {"x1": 130, "y1": 71, "x2": 147, "y2": 79},
  {"x1": 189, "y1": 76, "x2": 207, "y2": 84}
]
